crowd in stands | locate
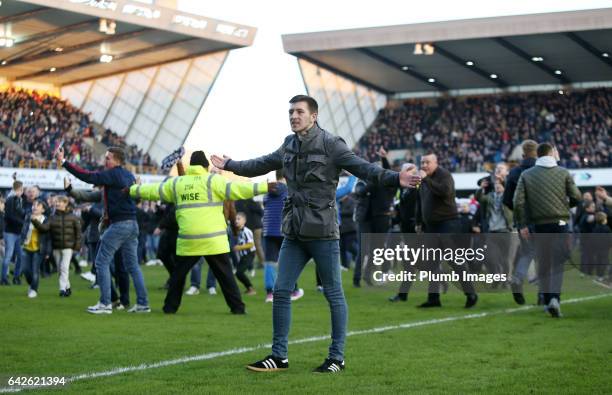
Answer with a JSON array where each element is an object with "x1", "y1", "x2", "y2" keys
[
  {"x1": 0, "y1": 89, "x2": 158, "y2": 173},
  {"x1": 357, "y1": 88, "x2": 612, "y2": 172}
]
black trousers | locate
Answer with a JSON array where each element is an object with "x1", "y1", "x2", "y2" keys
[
  {"x1": 164, "y1": 253, "x2": 245, "y2": 314},
  {"x1": 236, "y1": 252, "x2": 254, "y2": 290},
  {"x1": 158, "y1": 230, "x2": 177, "y2": 278}
]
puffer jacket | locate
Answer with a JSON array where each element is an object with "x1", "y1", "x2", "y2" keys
[{"x1": 32, "y1": 209, "x2": 82, "y2": 250}]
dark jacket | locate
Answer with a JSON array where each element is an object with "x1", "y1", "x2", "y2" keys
[
  {"x1": 225, "y1": 124, "x2": 399, "y2": 240},
  {"x1": 339, "y1": 195, "x2": 357, "y2": 234},
  {"x1": 158, "y1": 204, "x2": 178, "y2": 234},
  {"x1": 416, "y1": 166, "x2": 458, "y2": 228},
  {"x1": 353, "y1": 180, "x2": 372, "y2": 223},
  {"x1": 81, "y1": 203, "x2": 103, "y2": 244},
  {"x1": 63, "y1": 161, "x2": 136, "y2": 224},
  {"x1": 33, "y1": 209, "x2": 82, "y2": 250},
  {"x1": 367, "y1": 157, "x2": 397, "y2": 218},
  {"x1": 399, "y1": 187, "x2": 418, "y2": 233},
  {"x1": 578, "y1": 213, "x2": 596, "y2": 234},
  {"x1": 67, "y1": 186, "x2": 103, "y2": 241},
  {"x1": 502, "y1": 157, "x2": 536, "y2": 210},
  {"x1": 235, "y1": 199, "x2": 264, "y2": 230},
  {"x1": 3, "y1": 194, "x2": 24, "y2": 234}
]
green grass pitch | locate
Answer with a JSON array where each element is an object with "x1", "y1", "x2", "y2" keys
[{"x1": 1, "y1": 263, "x2": 611, "y2": 394}]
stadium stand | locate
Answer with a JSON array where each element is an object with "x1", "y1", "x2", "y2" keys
[
  {"x1": 0, "y1": 89, "x2": 158, "y2": 172},
  {"x1": 356, "y1": 88, "x2": 612, "y2": 172}
]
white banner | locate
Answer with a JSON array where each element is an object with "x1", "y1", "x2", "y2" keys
[
  {"x1": 2, "y1": 167, "x2": 611, "y2": 191},
  {"x1": 452, "y1": 168, "x2": 612, "y2": 190},
  {"x1": 0, "y1": 167, "x2": 165, "y2": 190}
]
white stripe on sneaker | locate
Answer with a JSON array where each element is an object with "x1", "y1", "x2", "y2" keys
[
  {"x1": 262, "y1": 360, "x2": 270, "y2": 369},
  {"x1": 269, "y1": 359, "x2": 277, "y2": 369},
  {"x1": 329, "y1": 364, "x2": 338, "y2": 372}
]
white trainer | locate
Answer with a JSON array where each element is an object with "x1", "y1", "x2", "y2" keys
[
  {"x1": 185, "y1": 286, "x2": 200, "y2": 296},
  {"x1": 208, "y1": 287, "x2": 217, "y2": 295},
  {"x1": 87, "y1": 302, "x2": 112, "y2": 315},
  {"x1": 127, "y1": 304, "x2": 151, "y2": 313},
  {"x1": 27, "y1": 289, "x2": 38, "y2": 298}
]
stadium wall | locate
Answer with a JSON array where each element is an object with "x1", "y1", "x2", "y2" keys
[{"x1": 61, "y1": 51, "x2": 229, "y2": 163}]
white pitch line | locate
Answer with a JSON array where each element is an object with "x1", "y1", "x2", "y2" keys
[{"x1": 1, "y1": 293, "x2": 610, "y2": 393}]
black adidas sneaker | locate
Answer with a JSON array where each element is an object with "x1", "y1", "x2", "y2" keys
[
  {"x1": 313, "y1": 358, "x2": 345, "y2": 373},
  {"x1": 246, "y1": 355, "x2": 288, "y2": 372}
]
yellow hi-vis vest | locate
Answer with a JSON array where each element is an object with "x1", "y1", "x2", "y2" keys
[{"x1": 130, "y1": 165, "x2": 268, "y2": 256}]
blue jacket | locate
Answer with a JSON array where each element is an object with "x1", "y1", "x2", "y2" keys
[
  {"x1": 263, "y1": 183, "x2": 288, "y2": 237},
  {"x1": 63, "y1": 161, "x2": 136, "y2": 224}
]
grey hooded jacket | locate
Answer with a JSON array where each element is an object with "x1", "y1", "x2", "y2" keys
[{"x1": 225, "y1": 124, "x2": 399, "y2": 240}]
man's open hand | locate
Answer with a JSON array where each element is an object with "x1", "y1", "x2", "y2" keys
[
  {"x1": 211, "y1": 154, "x2": 231, "y2": 170},
  {"x1": 399, "y1": 169, "x2": 421, "y2": 188}
]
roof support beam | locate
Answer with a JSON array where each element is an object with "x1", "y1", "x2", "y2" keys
[
  {"x1": 493, "y1": 37, "x2": 571, "y2": 84},
  {"x1": 5, "y1": 28, "x2": 151, "y2": 67},
  {"x1": 565, "y1": 32, "x2": 612, "y2": 68},
  {"x1": 356, "y1": 48, "x2": 448, "y2": 91},
  {"x1": 15, "y1": 19, "x2": 98, "y2": 48},
  {"x1": 2, "y1": 20, "x2": 98, "y2": 64},
  {"x1": 0, "y1": 7, "x2": 49, "y2": 24},
  {"x1": 294, "y1": 53, "x2": 392, "y2": 95},
  {"x1": 434, "y1": 46, "x2": 508, "y2": 88},
  {"x1": 16, "y1": 37, "x2": 200, "y2": 80}
]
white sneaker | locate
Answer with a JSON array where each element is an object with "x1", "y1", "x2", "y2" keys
[
  {"x1": 265, "y1": 293, "x2": 273, "y2": 303},
  {"x1": 291, "y1": 288, "x2": 305, "y2": 301},
  {"x1": 127, "y1": 304, "x2": 151, "y2": 313},
  {"x1": 208, "y1": 287, "x2": 217, "y2": 295},
  {"x1": 27, "y1": 289, "x2": 38, "y2": 298},
  {"x1": 80, "y1": 271, "x2": 96, "y2": 283},
  {"x1": 250, "y1": 269, "x2": 256, "y2": 278},
  {"x1": 185, "y1": 286, "x2": 200, "y2": 296},
  {"x1": 87, "y1": 302, "x2": 112, "y2": 314}
]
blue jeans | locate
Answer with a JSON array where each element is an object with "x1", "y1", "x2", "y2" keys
[
  {"x1": 96, "y1": 220, "x2": 148, "y2": 306},
  {"x1": 22, "y1": 249, "x2": 43, "y2": 291},
  {"x1": 272, "y1": 238, "x2": 347, "y2": 361},
  {"x1": 190, "y1": 257, "x2": 217, "y2": 289},
  {"x1": 146, "y1": 234, "x2": 160, "y2": 260},
  {"x1": 2, "y1": 232, "x2": 22, "y2": 281}
]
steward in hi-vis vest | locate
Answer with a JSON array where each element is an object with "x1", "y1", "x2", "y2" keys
[{"x1": 130, "y1": 151, "x2": 269, "y2": 315}]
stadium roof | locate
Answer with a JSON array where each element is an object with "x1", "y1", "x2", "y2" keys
[
  {"x1": 282, "y1": 8, "x2": 612, "y2": 95},
  {"x1": 0, "y1": 0, "x2": 256, "y2": 85}
]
